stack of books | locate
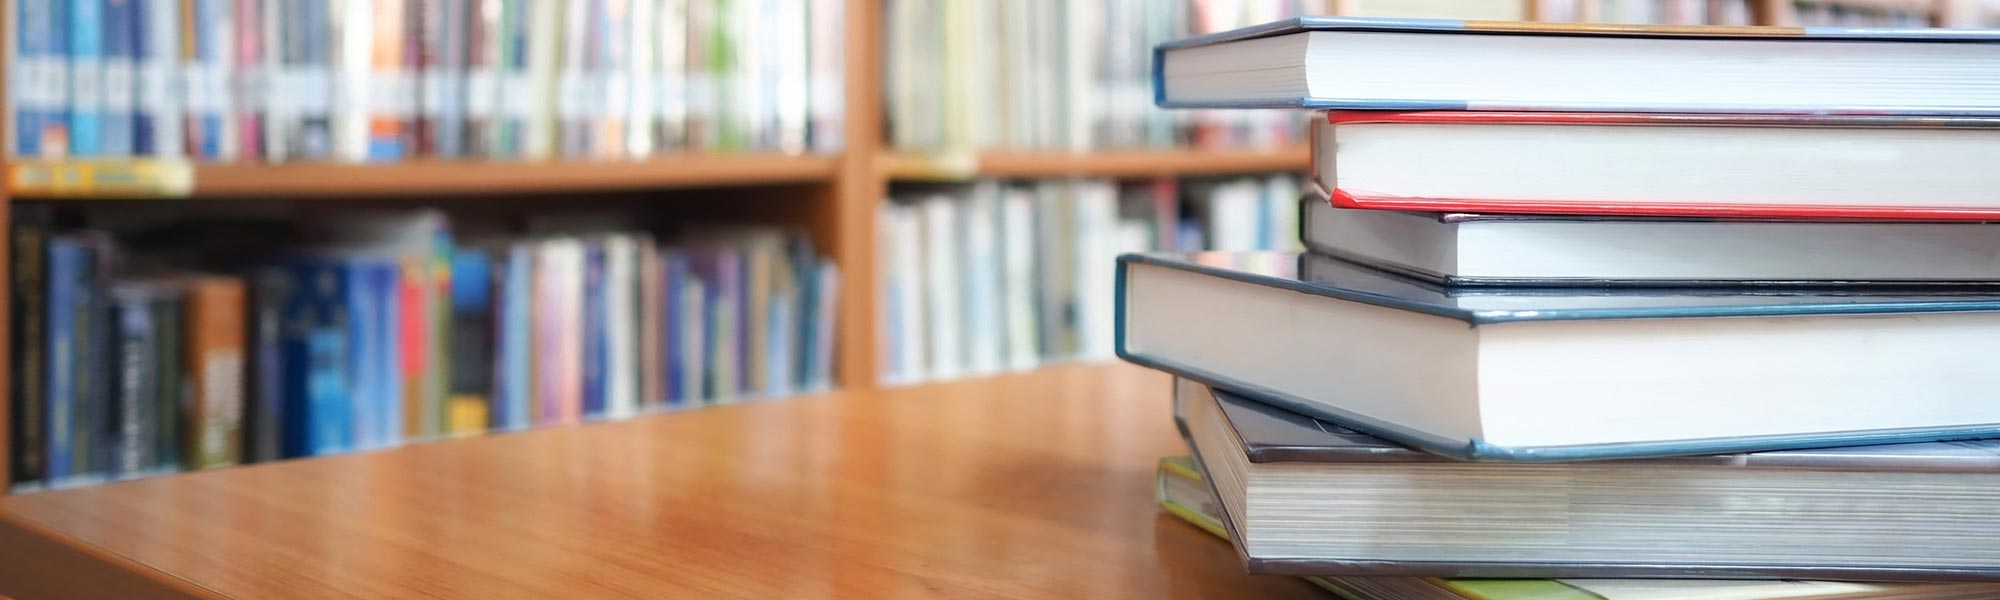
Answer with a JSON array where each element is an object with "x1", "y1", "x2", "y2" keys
[{"x1": 1128, "y1": 16, "x2": 2000, "y2": 598}]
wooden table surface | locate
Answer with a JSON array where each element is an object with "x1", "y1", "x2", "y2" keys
[{"x1": 0, "y1": 363, "x2": 1327, "y2": 599}]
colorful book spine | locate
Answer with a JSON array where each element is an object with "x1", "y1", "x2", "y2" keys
[
  {"x1": 580, "y1": 241, "x2": 607, "y2": 418},
  {"x1": 184, "y1": 276, "x2": 244, "y2": 469},
  {"x1": 244, "y1": 269, "x2": 287, "y2": 463},
  {"x1": 447, "y1": 249, "x2": 494, "y2": 435},
  {"x1": 184, "y1": 0, "x2": 228, "y2": 159},
  {"x1": 231, "y1": 0, "x2": 262, "y2": 160},
  {"x1": 278, "y1": 261, "x2": 350, "y2": 458},
  {"x1": 396, "y1": 257, "x2": 427, "y2": 438},
  {"x1": 70, "y1": 0, "x2": 107, "y2": 157},
  {"x1": 367, "y1": 0, "x2": 408, "y2": 161},
  {"x1": 14, "y1": 0, "x2": 65, "y2": 156},
  {"x1": 134, "y1": 0, "x2": 182, "y2": 156},
  {"x1": 534, "y1": 240, "x2": 584, "y2": 424},
  {"x1": 493, "y1": 244, "x2": 531, "y2": 430},
  {"x1": 10, "y1": 209, "x2": 51, "y2": 487},
  {"x1": 108, "y1": 283, "x2": 160, "y2": 480},
  {"x1": 102, "y1": 0, "x2": 137, "y2": 156}
]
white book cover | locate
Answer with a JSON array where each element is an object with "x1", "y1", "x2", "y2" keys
[
  {"x1": 679, "y1": 276, "x2": 708, "y2": 404},
  {"x1": 332, "y1": 0, "x2": 372, "y2": 162},
  {"x1": 1073, "y1": 181, "x2": 1119, "y2": 359},
  {"x1": 773, "y1": 0, "x2": 808, "y2": 153},
  {"x1": 1262, "y1": 174, "x2": 1301, "y2": 251},
  {"x1": 890, "y1": 203, "x2": 929, "y2": 383},
  {"x1": 596, "y1": 0, "x2": 631, "y2": 159},
  {"x1": 999, "y1": 186, "x2": 1040, "y2": 371},
  {"x1": 605, "y1": 236, "x2": 640, "y2": 418},
  {"x1": 962, "y1": 183, "x2": 1004, "y2": 375},
  {"x1": 140, "y1": 0, "x2": 184, "y2": 157},
  {"x1": 804, "y1": 0, "x2": 841, "y2": 153},
  {"x1": 655, "y1": 0, "x2": 688, "y2": 150},
  {"x1": 626, "y1": 0, "x2": 658, "y2": 157},
  {"x1": 259, "y1": 0, "x2": 287, "y2": 161},
  {"x1": 875, "y1": 204, "x2": 904, "y2": 383},
  {"x1": 1061, "y1": 0, "x2": 1099, "y2": 151},
  {"x1": 522, "y1": 0, "x2": 561, "y2": 160},
  {"x1": 920, "y1": 195, "x2": 964, "y2": 380},
  {"x1": 556, "y1": 0, "x2": 592, "y2": 158}
]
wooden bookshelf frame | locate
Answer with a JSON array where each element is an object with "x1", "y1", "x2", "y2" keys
[{"x1": 0, "y1": 0, "x2": 1950, "y2": 489}]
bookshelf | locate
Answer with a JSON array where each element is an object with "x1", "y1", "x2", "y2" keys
[{"x1": 0, "y1": 0, "x2": 1964, "y2": 492}]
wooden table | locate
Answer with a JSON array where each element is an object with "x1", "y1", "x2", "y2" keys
[{"x1": 0, "y1": 364, "x2": 1326, "y2": 599}]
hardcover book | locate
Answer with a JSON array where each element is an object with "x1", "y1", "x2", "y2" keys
[
  {"x1": 1174, "y1": 377, "x2": 2000, "y2": 580},
  {"x1": 1154, "y1": 455, "x2": 2000, "y2": 599},
  {"x1": 1306, "y1": 111, "x2": 2000, "y2": 220},
  {"x1": 1118, "y1": 251, "x2": 2000, "y2": 461},
  {"x1": 1299, "y1": 197, "x2": 2000, "y2": 285},
  {"x1": 1154, "y1": 17, "x2": 2000, "y2": 114}
]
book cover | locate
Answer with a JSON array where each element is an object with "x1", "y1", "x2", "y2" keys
[
  {"x1": 183, "y1": 275, "x2": 244, "y2": 469},
  {"x1": 687, "y1": 250, "x2": 739, "y2": 403},
  {"x1": 580, "y1": 241, "x2": 608, "y2": 418},
  {"x1": 70, "y1": 0, "x2": 107, "y2": 157},
  {"x1": 1121, "y1": 251, "x2": 2000, "y2": 462},
  {"x1": 638, "y1": 239, "x2": 665, "y2": 408},
  {"x1": 277, "y1": 261, "x2": 351, "y2": 458},
  {"x1": 464, "y1": 0, "x2": 502, "y2": 156},
  {"x1": 343, "y1": 261, "x2": 379, "y2": 449},
  {"x1": 107, "y1": 282, "x2": 161, "y2": 479},
  {"x1": 606, "y1": 235, "x2": 640, "y2": 417},
  {"x1": 150, "y1": 288, "x2": 184, "y2": 470},
  {"x1": 654, "y1": 0, "x2": 687, "y2": 150},
  {"x1": 231, "y1": 0, "x2": 263, "y2": 160},
  {"x1": 367, "y1": 0, "x2": 409, "y2": 161},
  {"x1": 520, "y1": 0, "x2": 559, "y2": 159},
  {"x1": 70, "y1": 234, "x2": 114, "y2": 482},
  {"x1": 43, "y1": 236, "x2": 89, "y2": 483},
  {"x1": 447, "y1": 249, "x2": 493, "y2": 435},
  {"x1": 14, "y1": 0, "x2": 67, "y2": 157},
  {"x1": 244, "y1": 269, "x2": 287, "y2": 463},
  {"x1": 661, "y1": 250, "x2": 691, "y2": 405},
  {"x1": 594, "y1": 0, "x2": 629, "y2": 159},
  {"x1": 133, "y1": 0, "x2": 182, "y2": 156},
  {"x1": 805, "y1": 0, "x2": 840, "y2": 153},
  {"x1": 10, "y1": 208, "x2": 52, "y2": 486},
  {"x1": 102, "y1": 0, "x2": 137, "y2": 156},
  {"x1": 492, "y1": 243, "x2": 531, "y2": 430}
]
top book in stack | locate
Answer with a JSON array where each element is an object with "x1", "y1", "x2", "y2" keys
[{"x1": 1153, "y1": 17, "x2": 2000, "y2": 114}]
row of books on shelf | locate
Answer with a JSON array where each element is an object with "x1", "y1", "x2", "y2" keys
[
  {"x1": 9, "y1": 0, "x2": 845, "y2": 164},
  {"x1": 8, "y1": 209, "x2": 838, "y2": 491},
  {"x1": 884, "y1": 0, "x2": 1315, "y2": 154},
  {"x1": 874, "y1": 174, "x2": 1300, "y2": 385}
]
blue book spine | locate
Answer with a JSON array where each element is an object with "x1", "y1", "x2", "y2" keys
[
  {"x1": 500, "y1": 245, "x2": 531, "y2": 429},
  {"x1": 372, "y1": 264, "x2": 403, "y2": 447},
  {"x1": 661, "y1": 252, "x2": 686, "y2": 406},
  {"x1": 580, "y1": 243, "x2": 607, "y2": 418},
  {"x1": 132, "y1": 0, "x2": 179, "y2": 155},
  {"x1": 101, "y1": 0, "x2": 135, "y2": 155},
  {"x1": 344, "y1": 263, "x2": 376, "y2": 450},
  {"x1": 69, "y1": 0, "x2": 106, "y2": 157},
  {"x1": 733, "y1": 252, "x2": 751, "y2": 394},
  {"x1": 191, "y1": 0, "x2": 224, "y2": 159},
  {"x1": 43, "y1": 240, "x2": 84, "y2": 482},
  {"x1": 108, "y1": 287, "x2": 155, "y2": 479},
  {"x1": 128, "y1": 0, "x2": 151, "y2": 153},
  {"x1": 279, "y1": 262, "x2": 349, "y2": 458},
  {"x1": 795, "y1": 259, "x2": 818, "y2": 391},
  {"x1": 16, "y1": 0, "x2": 61, "y2": 156}
]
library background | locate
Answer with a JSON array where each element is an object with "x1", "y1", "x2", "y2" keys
[{"x1": 0, "y1": 0, "x2": 1996, "y2": 598}]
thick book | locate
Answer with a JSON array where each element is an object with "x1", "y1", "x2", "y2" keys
[
  {"x1": 1175, "y1": 377, "x2": 2000, "y2": 580},
  {"x1": 1307, "y1": 111, "x2": 2000, "y2": 220},
  {"x1": 1300, "y1": 198, "x2": 2000, "y2": 285},
  {"x1": 1117, "y1": 251, "x2": 2000, "y2": 461},
  {"x1": 1153, "y1": 17, "x2": 2000, "y2": 114},
  {"x1": 1154, "y1": 455, "x2": 2000, "y2": 599}
]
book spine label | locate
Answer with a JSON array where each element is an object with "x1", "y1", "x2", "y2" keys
[
  {"x1": 10, "y1": 211, "x2": 50, "y2": 485},
  {"x1": 70, "y1": 0, "x2": 107, "y2": 157}
]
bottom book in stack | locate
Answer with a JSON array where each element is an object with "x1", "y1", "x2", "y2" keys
[
  {"x1": 1154, "y1": 455, "x2": 2000, "y2": 600},
  {"x1": 1162, "y1": 377, "x2": 2000, "y2": 592}
]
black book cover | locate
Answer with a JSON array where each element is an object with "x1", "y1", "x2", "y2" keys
[{"x1": 9, "y1": 206, "x2": 51, "y2": 485}]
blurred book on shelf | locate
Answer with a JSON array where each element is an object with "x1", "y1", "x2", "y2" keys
[
  {"x1": 882, "y1": 0, "x2": 1317, "y2": 154},
  {"x1": 7, "y1": 0, "x2": 845, "y2": 164},
  {"x1": 8, "y1": 208, "x2": 838, "y2": 492},
  {"x1": 1535, "y1": 0, "x2": 1754, "y2": 24},
  {"x1": 875, "y1": 175, "x2": 1300, "y2": 386}
]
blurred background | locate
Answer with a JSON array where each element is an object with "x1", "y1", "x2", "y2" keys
[{"x1": 4, "y1": 0, "x2": 1997, "y2": 493}]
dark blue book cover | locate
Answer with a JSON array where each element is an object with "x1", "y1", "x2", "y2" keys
[
  {"x1": 43, "y1": 237, "x2": 88, "y2": 481},
  {"x1": 662, "y1": 251, "x2": 688, "y2": 406},
  {"x1": 245, "y1": 269, "x2": 288, "y2": 462},
  {"x1": 106, "y1": 283, "x2": 159, "y2": 479},
  {"x1": 277, "y1": 261, "x2": 350, "y2": 458},
  {"x1": 581, "y1": 242, "x2": 607, "y2": 418},
  {"x1": 447, "y1": 249, "x2": 494, "y2": 431}
]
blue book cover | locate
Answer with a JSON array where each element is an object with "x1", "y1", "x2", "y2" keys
[
  {"x1": 687, "y1": 251, "x2": 738, "y2": 402},
  {"x1": 100, "y1": 0, "x2": 135, "y2": 156},
  {"x1": 661, "y1": 252, "x2": 687, "y2": 406},
  {"x1": 792, "y1": 255, "x2": 817, "y2": 392},
  {"x1": 130, "y1": 0, "x2": 175, "y2": 155},
  {"x1": 42, "y1": 238, "x2": 88, "y2": 482},
  {"x1": 581, "y1": 242, "x2": 607, "y2": 418},
  {"x1": 278, "y1": 261, "x2": 351, "y2": 458},
  {"x1": 107, "y1": 283, "x2": 158, "y2": 479},
  {"x1": 190, "y1": 0, "x2": 225, "y2": 159},
  {"x1": 1120, "y1": 251, "x2": 2000, "y2": 462},
  {"x1": 368, "y1": 263, "x2": 404, "y2": 447},
  {"x1": 69, "y1": 0, "x2": 105, "y2": 157},
  {"x1": 493, "y1": 245, "x2": 531, "y2": 430}
]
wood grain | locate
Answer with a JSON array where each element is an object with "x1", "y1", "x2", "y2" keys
[
  {"x1": 0, "y1": 363, "x2": 1324, "y2": 600},
  {"x1": 149, "y1": 154, "x2": 839, "y2": 199}
]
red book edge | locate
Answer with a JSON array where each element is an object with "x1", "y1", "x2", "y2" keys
[{"x1": 1323, "y1": 111, "x2": 2000, "y2": 128}]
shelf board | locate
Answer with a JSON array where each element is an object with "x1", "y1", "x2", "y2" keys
[
  {"x1": 883, "y1": 146, "x2": 1310, "y2": 181},
  {"x1": 12, "y1": 154, "x2": 841, "y2": 200}
]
